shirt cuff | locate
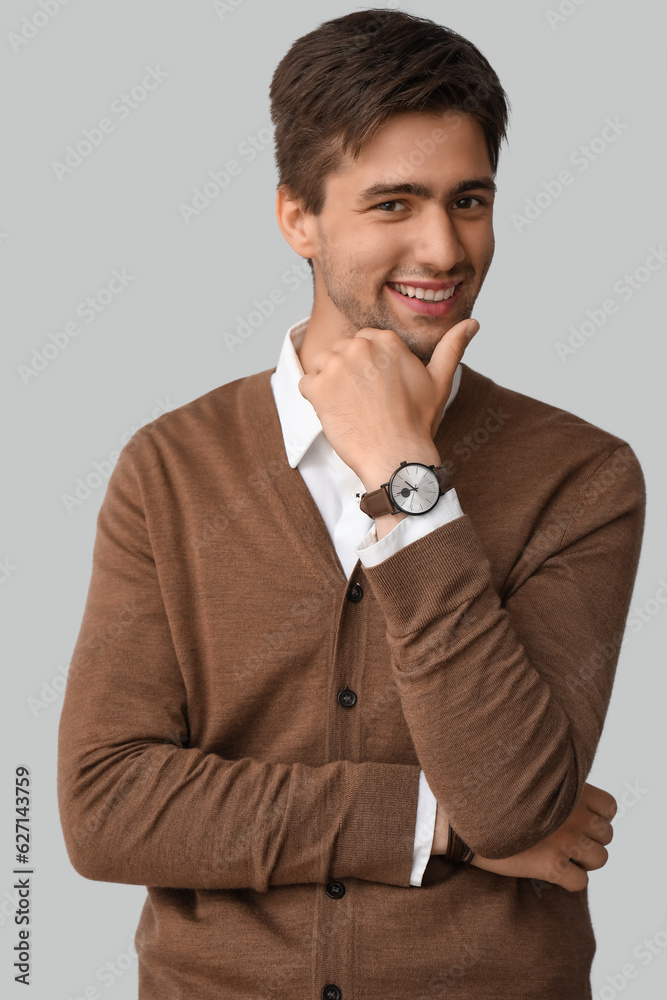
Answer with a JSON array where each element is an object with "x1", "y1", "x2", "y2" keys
[
  {"x1": 355, "y1": 488, "x2": 465, "y2": 568},
  {"x1": 410, "y1": 770, "x2": 438, "y2": 886}
]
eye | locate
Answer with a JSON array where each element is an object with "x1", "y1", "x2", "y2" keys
[
  {"x1": 453, "y1": 196, "x2": 485, "y2": 210},
  {"x1": 373, "y1": 200, "x2": 407, "y2": 212}
]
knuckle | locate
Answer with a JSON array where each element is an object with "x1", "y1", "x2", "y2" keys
[
  {"x1": 589, "y1": 811, "x2": 607, "y2": 835},
  {"x1": 568, "y1": 868, "x2": 589, "y2": 892},
  {"x1": 378, "y1": 328, "x2": 399, "y2": 348}
]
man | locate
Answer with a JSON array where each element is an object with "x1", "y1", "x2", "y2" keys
[{"x1": 57, "y1": 9, "x2": 645, "y2": 999}]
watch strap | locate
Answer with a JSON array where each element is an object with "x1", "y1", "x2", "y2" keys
[{"x1": 358, "y1": 463, "x2": 453, "y2": 518}]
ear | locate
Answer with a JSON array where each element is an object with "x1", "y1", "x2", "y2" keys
[{"x1": 275, "y1": 185, "x2": 318, "y2": 261}]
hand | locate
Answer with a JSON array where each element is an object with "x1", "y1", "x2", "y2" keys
[
  {"x1": 433, "y1": 782, "x2": 617, "y2": 893},
  {"x1": 297, "y1": 319, "x2": 479, "y2": 485}
]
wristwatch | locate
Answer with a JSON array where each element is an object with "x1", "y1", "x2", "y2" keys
[{"x1": 356, "y1": 461, "x2": 453, "y2": 518}]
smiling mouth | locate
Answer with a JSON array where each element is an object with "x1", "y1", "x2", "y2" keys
[
  {"x1": 384, "y1": 280, "x2": 464, "y2": 315},
  {"x1": 387, "y1": 281, "x2": 461, "y2": 302}
]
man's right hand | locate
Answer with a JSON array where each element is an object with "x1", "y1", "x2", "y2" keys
[{"x1": 432, "y1": 782, "x2": 617, "y2": 893}]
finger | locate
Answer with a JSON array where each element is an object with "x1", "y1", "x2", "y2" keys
[
  {"x1": 583, "y1": 783, "x2": 618, "y2": 822},
  {"x1": 307, "y1": 349, "x2": 335, "y2": 375},
  {"x1": 547, "y1": 858, "x2": 589, "y2": 893},
  {"x1": 567, "y1": 840, "x2": 609, "y2": 873},
  {"x1": 585, "y1": 810, "x2": 615, "y2": 846},
  {"x1": 330, "y1": 337, "x2": 359, "y2": 354},
  {"x1": 561, "y1": 862, "x2": 590, "y2": 892},
  {"x1": 354, "y1": 327, "x2": 387, "y2": 341}
]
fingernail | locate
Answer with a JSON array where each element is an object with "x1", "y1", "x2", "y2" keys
[{"x1": 466, "y1": 320, "x2": 479, "y2": 338}]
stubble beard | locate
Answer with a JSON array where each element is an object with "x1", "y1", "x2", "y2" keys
[{"x1": 317, "y1": 242, "x2": 491, "y2": 364}]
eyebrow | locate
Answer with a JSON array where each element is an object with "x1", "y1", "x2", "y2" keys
[{"x1": 357, "y1": 177, "x2": 497, "y2": 203}]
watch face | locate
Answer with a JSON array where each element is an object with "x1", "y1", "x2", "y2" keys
[{"x1": 389, "y1": 463, "x2": 440, "y2": 514}]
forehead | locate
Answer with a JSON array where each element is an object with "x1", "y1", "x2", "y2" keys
[{"x1": 328, "y1": 111, "x2": 492, "y2": 195}]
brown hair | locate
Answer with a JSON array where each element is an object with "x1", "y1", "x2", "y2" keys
[{"x1": 269, "y1": 8, "x2": 511, "y2": 270}]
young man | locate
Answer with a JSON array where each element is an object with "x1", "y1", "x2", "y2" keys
[{"x1": 57, "y1": 9, "x2": 645, "y2": 999}]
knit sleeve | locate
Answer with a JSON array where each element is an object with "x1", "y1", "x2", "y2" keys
[
  {"x1": 56, "y1": 435, "x2": 422, "y2": 891},
  {"x1": 360, "y1": 443, "x2": 646, "y2": 859}
]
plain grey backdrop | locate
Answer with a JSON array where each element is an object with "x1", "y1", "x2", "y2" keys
[{"x1": 2, "y1": 1, "x2": 666, "y2": 997}]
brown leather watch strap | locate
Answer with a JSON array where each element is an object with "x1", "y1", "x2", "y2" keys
[{"x1": 357, "y1": 464, "x2": 452, "y2": 519}]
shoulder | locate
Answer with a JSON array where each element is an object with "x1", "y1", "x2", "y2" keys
[
  {"x1": 115, "y1": 366, "x2": 275, "y2": 471},
  {"x1": 459, "y1": 362, "x2": 642, "y2": 473}
]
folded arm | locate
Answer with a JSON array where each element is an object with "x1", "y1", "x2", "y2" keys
[
  {"x1": 57, "y1": 438, "x2": 424, "y2": 892},
  {"x1": 361, "y1": 443, "x2": 645, "y2": 860}
]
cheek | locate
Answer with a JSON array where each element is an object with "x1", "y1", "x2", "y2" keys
[
  {"x1": 469, "y1": 225, "x2": 494, "y2": 264},
  {"x1": 362, "y1": 228, "x2": 408, "y2": 272},
  {"x1": 346, "y1": 231, "x2": 395, "y2": 275}
]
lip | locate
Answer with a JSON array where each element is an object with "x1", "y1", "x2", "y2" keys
[
  {"x1": 385, "y1": 280, "x2": 463, "y2": 316},
  {"x1": 388, "y1": 279, "x2": 460, "y2": 290}
]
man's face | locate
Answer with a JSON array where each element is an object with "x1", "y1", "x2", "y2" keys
[{"x1": 307, "y1": 111, "x2": 496, "y2": 363}]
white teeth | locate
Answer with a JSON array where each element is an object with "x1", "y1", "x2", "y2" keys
[{"x1": 393, "y1": 282, "x2": 457, "y2": 301}]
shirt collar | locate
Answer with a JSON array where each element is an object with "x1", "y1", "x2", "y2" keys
[{"x1": 270, "y1": 314, "x2": 462, "y2": 469}]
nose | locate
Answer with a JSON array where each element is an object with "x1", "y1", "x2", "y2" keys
[{"x1": 412, "y1": 207, "x2": 465, "y2": 273}]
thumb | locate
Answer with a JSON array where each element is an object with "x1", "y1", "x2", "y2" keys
[
  {"x1": 426, "y1": 319, "x2": 479, "y2": 439},
  {"x1": 426, "y1": 318, "x2": 479, "y2": 390}
]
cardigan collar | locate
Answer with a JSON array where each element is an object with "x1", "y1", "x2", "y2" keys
[{"x1": 239, "y1": 319, "x2": 494, "y2": 586}]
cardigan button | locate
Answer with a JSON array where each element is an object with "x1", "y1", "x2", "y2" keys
[
  {"x1": 337, "y1": 688, "x2": 357, "y2": 708},
  {"x1": 322, "y1": 987, "x2": 342, "y2": 1000},
  {"x1": 325, "y1": 880, "x2": 345, "y2": 899},
  {"x1": 346, "y1": 581, "x2": 363, "y2": 602}
]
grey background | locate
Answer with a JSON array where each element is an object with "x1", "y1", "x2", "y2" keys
[{"x1": 2, "y1": 1, "x2": 666, "y2": 997}]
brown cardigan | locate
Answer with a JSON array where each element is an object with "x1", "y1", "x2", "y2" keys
[{"x1": 57, "y1": 361, "x2": 646, "y2": 999}]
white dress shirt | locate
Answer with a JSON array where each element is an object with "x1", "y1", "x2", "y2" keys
[{"x1": 270, "y1": 315, "x2": 466, "y2": 886}]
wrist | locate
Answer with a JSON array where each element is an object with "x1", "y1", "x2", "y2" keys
[
  {"x1": 360, "y1": 442, "x2": 441, "y2": 493},
  {"x1": 373, "y1": 509, "x2": 407, "y2": 541}
]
